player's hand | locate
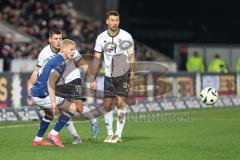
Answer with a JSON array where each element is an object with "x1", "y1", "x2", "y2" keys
[
  {"x1": 90, "y1": 80, "x2": 97, "y2": 92},
  {"x1": 52, "y1": 106, "x2": 60, "y2": 116},
  {"x1": 27, "y1": 83, "x2": 33, "y2": 96}
]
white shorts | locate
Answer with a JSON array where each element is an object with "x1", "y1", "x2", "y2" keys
[{"x1": 32, "y1": 96, "x2": 64, "y2": 109}]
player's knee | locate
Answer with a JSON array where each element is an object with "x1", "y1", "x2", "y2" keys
[
  {"x1": 104, "y1": 99, "x2": 113, "y2": 111},
  {"x1": 45, "y1": 114, "x2": 54, "y2": 120},
  {"x1": 105, "y1": 107, "x2": 112, "y2": 112},
  {"x1": 72, "y1": 100, "x2": 83, "y2": 113},
  {"x1": 117, "y1": 100, "x2": 126, "y2": 109},
  {"x1": 43, "y1": 108, "x2": 54, "y2": 120},
  {"x1": 69, "y1": 103, "x2": 77, "y2": 113},
  {"x1": 104, "y1": 103, "x2": 112, "y2": 112}
]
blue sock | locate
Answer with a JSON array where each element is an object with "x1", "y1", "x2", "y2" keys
[
  {"x1": 54, "y1": 112, "x2": 74, "y2": 132},
  {"x1": 37, "y1": 116, "x2": 51, "y2": 137}
]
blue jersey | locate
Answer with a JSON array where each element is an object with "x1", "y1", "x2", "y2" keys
[{"x1": 32, "y1": 54, "x2": 66, "y2": 97}]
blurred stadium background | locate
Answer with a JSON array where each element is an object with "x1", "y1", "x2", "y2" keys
[
  {"x1": 0, "y1": 0, "x2": 239, "y2": 117},
  {"x1": 0, "y1": 0, "x2": 240, "y2": 159}
]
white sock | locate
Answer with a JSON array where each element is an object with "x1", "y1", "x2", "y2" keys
[
  {"x1": 82, "y1": 103, "x2": 95, "y2": 122},
  {"x1": 104, "y1": 110, "x2": 113, "y2": 136},
  {"x1": 115, "y1": 108, "x2": 127, "y2": 138},
  {"x1": 50, "y1": 129, "x2": 59, "y2": 136},
  {"x1": 34, "y1": 136, "x2": 43, "y2": 142},
  {"x1": 66, "y1": 120, "x2": 79, "y2": 138},
  {"x1": 90, "y1": 118, "x2": 97, "y2": 124}
]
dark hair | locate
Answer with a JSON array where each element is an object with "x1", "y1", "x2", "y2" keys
[
  {"x1": 106, "y1": 10, "x2": 120, "y2": 19},
  {"x1": 49, "y1": 29, "x2": 62, "y2": 38}
]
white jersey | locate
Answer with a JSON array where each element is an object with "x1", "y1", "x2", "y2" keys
[
  {"x1": 37, "y1": 44, "x2": 82, "y2": 83},
  {"x1": 94, "y1": 29, "x2": 134, "y2": 77}
]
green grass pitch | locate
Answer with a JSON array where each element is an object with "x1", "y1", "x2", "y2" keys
[{"x1": 0, "y1": 107, "x2": 239, "y2": 160}]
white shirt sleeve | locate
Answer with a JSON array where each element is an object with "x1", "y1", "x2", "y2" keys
[
  {"x1": 94, "y1": 35, "x2": 103, "y2": 53},
  {"x1": 73, "y1": 49, "x2": 82, "y2": 62},
  {"x1": 128, "y1": 34, "x2": 135, "y2": 54},
  {"x1": 37, "y1": 50, "x2": 47, "y2": 67}
]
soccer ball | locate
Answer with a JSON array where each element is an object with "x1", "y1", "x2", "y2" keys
[{"x1": 200, "y1": 87, "x2": 218, "y2": 105}]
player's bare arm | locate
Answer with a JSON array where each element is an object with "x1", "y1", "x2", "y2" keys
[
  {"x1": 129, "y1": 49, "x2": 136, "y2": 90},
  {"x1": 90, "y1": 52, "x2": 102, "y2": 90},
  {"x1": 74, "y1": 57, "x2": 90, "y2": 74},
  {"x1": 28, "y1": 66, "x2": 40, "y2": 96},
  {"x1": 48, "y1": 70, "x2": 60, "y2": 116}
]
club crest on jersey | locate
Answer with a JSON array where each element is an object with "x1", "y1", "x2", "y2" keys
[
  {"x1": 103, "y1": 40, "x2": 133, "y2": 55},
  {"x1": 104, "y1": 42, "x2": 117, "y2": 55}
]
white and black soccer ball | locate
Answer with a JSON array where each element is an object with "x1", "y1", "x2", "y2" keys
[{"x1": 200, "y1": 87, "x2": 218, "y2": 105}]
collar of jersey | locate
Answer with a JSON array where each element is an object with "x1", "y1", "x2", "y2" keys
[
  {"x1": 107, "y1": 29, "x2": 120, "y2": 37},
  {"x1": 50, "y1": 44, "x2": 59, "y2": 53}
]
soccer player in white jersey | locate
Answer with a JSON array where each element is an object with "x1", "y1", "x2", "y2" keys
[
  {"x1": 90, "y1": 11, "x2": 135, "y2": 143},
  {"x1": 29, "y1": 30, "x2": 99, "y2": 146}
]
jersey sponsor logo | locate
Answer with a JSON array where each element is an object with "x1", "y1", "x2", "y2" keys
[{"x1": 103, "y1": 40, "x2": 133, "y2": 55}]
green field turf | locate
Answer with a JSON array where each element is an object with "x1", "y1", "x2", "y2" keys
[{"x1": 0, "y1": 107, "x2": 240, "y2": 160}]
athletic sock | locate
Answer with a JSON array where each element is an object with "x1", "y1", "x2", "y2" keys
[
  {"x1": 104, "y1": 110, "x2": 113, "y2": 136},
  {"x1": 34, "y1": 116, "x2": 51, "y2": 141},
  {"x1": 50, "y1": 111, "x2": 73, "y2": 135},
  {"x1": 82, "y1": 104, "x2": 95, "y2": 121},
  {"x1": 65, "y1": 120, "x2": 79, "y2": 138},
  {"x1": 115, "y1": 108, "x2": 127, "y2": 138}
]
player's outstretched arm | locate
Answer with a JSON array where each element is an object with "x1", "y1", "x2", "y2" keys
[
  {"x1": 74, "y1": 57, "x2": 90, "y2": 74},
  {"x1": 129, "y1": 50, "x2": 135, "y2": 90},
  {"x1": 48, "y1": 71, "x2": 59, "y2": 115},
  {"x1": 28, "y1": 66, "x2": 40, "y2": 96},
  {"x1": 89, "y1": 52, "x2": 101, "y2": 91},
  {"x1": 89, "y1": 52, "x2": 101, "y2": 80},
  {"x1": 89, "y1": 52, "x2": 101, "y2": 90}
]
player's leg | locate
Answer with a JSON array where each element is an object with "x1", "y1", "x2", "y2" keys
[
  {"x1": 82, "y1": 102, "x2": 99, "y2": 139},
  {"x1": 111, "y1": 96, "x2": 127, "y2": 143},
  {"x1": 110, "y1": 71, "x2": 129, "y2": 143},
  {"x1": 66, "y1": 100, "x2": 83, "y2": 144},
  {"x1": 48, "y1": 99, "x2": 82, "y2": 147},
  {"x1": 103, "y1": 76, "x2": 115, "y2": 142},
  {"x1": 58, "y1": 107, "x2": 81, "y2": 144},
  {"x1": 56, "y1": 82, "x2": 83, "y2": 144},
  {"x1": 56, "y1": 79, "x2": 99, "y2": 140},
  {"x1": 32, "y1": 108, "x2": 54, "y2": 146},
  {"x1": 65, "y1": 118, "x2": 82, "y2": 144},
  {"x1": 103, "y1": 97, "x2": 114, "y2": 142},
  {"x1": 31, "y1": 96, "x2": 56, "y2": 146}
]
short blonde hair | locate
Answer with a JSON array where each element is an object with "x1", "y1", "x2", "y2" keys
[{"x1": 61, "y1": 39, "x2": 76, "y2": 48}]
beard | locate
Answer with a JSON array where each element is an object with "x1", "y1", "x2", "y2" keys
[{"x1": 109, "y1": 26, "x2": 118, "y2": 32}]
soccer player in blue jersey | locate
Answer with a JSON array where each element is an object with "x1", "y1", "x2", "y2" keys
[
  {"x1": 31, "y1": 39, "x2": 83, "y2": 147},
  {"x1": 29, "y1": 30, "x2": 99, "y2": 146}
]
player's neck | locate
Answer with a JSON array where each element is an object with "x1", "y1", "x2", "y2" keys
[
  {"x1": 59, "y1": 52, "x2": 67, "y2": 60},
  {"x1": 107, "y1": 28, "x2": 120, "y2": 37},
  {"x1": 50, "y1": 44, "x2": 59, "y2": 53}
]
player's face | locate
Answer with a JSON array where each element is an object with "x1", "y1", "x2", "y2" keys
[
  {"x1": 49, "y1": 34, "x2": 62, "y2": 51},
  {"x1": 65, "y1": 44, "x2": 75, "y2": 60},
  {"x1": 106, "y1": 15, "x2": 120, "y2": 31}
]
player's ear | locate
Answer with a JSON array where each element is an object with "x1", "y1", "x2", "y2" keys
[
  {"x1": 60, "y1": 46, "x2": 65, "y2": 52},
  {"x1": 106, "y1": 19, "x2": 108, "y2": 25},
  {"x1": 48, "y1": 37, "x2": 51, "y2": 43}
]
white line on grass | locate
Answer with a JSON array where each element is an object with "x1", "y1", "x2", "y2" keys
[
  {"x1": 0, "y1": 123, "x2": 38, "y2": 129},
  {"x1": 0, "y1": 121, "x2": 90, "y2": 129}
]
